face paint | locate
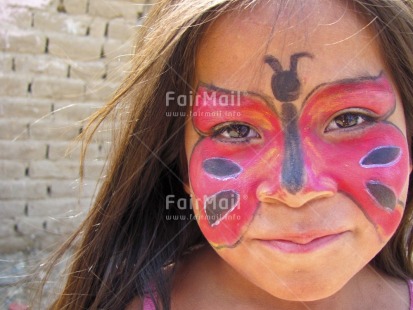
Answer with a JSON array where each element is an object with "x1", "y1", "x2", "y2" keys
[
  {"x1": 360, "y1": 146, "x2": 401, "y2": 168},
  {"x1": 265, "y1": 53, "x2": 313, "y2": 193},
  {"x1": 299, "y1": 73, "x2": 409, "y2": 236},
  {"x1": 203, "y1": 158, "x2": 243, "y2": 180},
  {"x1": 204, "y1": 190, "x2": 240, "y2": 226},
  {"x1": 189, "y1": 55, "x2": 409, "y2": 248}
]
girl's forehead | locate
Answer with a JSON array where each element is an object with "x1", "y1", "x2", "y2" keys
[
  {"x1": 201, "y1": 0, "x2": 373, "y2": 47},
  {"x1": 195, "y1": 0, "x2": 386, "y2": 101}
]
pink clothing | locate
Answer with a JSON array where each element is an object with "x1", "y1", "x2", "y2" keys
[
  {"x1": 143, "y1": 296, "x2": 156, "y2": 310},
  {"x1": 143, "y1": 280, "x2": 413, "y2": 309}
]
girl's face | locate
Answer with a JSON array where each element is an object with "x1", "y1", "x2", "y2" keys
[{"x1": 184, "y1": 0, "x2": 410, "y2": 301}]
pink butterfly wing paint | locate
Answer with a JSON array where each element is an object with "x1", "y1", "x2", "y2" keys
[
  {"x1": 190, "y1": 88, "x2": 284, "y2": 247},
  {"x1": 299, "y1": 75, "x2": 409, "y2": 237}
]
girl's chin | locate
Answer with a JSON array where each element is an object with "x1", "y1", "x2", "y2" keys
[
  {"x1": 254, "y1": 278, "x2": 347, "y2": 303},
  {"x1": 238, "y1": 265, "x2": 355, "y2": 303},
  {"x1": 272, "y1": 285, "x2": 342, "y2": 302}
]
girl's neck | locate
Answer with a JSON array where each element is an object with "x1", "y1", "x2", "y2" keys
[{"x1": 171, "y1": 245, "x2": 409, "y2": 310}]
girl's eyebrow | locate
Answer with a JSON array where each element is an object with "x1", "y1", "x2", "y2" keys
[
  {"x1": 196, "y1": 82, "x2": 275, "y2": 110},
  {"x1": 197, "y1": 72, "x2": 390, "y2": 111},
  {"x1": 301, "y1": 71, "x2": 391, "y2": 107}
]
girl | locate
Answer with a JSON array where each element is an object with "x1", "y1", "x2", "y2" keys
[{"x1": 42, "y1": 0, "x2": 413, "y2": 309}]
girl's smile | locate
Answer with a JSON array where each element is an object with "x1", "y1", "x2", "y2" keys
[{"x1": 257, "y1": 230, "x2": 348, "y2": 254}]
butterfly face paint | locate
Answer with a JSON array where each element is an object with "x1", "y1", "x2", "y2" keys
[{"x1": 188, "y1": 53, "x2": 410, "y2": 248}]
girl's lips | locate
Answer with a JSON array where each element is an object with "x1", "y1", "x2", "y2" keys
[{"x1": 258, "y1": 231, "x2": 348, "y2": 254}]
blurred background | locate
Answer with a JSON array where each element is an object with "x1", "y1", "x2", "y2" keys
[{"x1": 0, "y1": 0, "x2": 152, "y2": 307}]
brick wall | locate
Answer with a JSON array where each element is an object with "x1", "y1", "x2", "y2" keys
[{"x1": 0, "y1": 0, "x2": 150, "y2": 254}]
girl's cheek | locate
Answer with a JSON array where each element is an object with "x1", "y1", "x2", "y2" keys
[
  {"x1": 302, "y1": 124, "x2": 409, "y2": 238},
  {"x1": 189, "y1": 88, "x2": 281, "y2": 248},
  {"x1": 188, "y1": 137, "x2": 277, "y2": 248}
]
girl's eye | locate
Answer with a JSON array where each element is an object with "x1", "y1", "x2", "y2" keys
[
  {"x1": 213, "y1": 124, "x2": 260, "y2": 142},
  {"x1": 325, "y1": 112, "x2": 374, "y2": 132}
]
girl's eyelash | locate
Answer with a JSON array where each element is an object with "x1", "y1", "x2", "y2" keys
[
  {"x1": 206, "y1": 110, "x2": 378, "y2": 139},
  {"x1": 324, "y1": 110, "x2": 378, "y2": 133},
  {"x1": 211, "y1": 123, "x2": 261, "y2": 142}
]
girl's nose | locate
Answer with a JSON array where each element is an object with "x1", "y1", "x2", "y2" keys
[
  {"x1": 256, "y1": 169, "x2": 337, "y2": 208},
  {"x1": 257, "y1": 101, "x2": 337, "y2": 208}
]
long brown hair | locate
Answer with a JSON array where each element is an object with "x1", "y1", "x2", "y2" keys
[
  {"x1": 354, "y1": 0, "x2": 413, "y2": 279},
  {"x1": 41, "y1": 1, "x2": 413, "y2": 309}
]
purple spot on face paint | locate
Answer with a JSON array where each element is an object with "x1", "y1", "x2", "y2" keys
[
  {"x1": 366, "y1": 181, "x2": 397, "y2": 211},
  {"x1": 360, "y1": 146, "x2": 401, "y2": 168},
  {"x1": 203, "y1": 158, "x2": 242, "y2": 180},
  {"x1": 204, "y1": 190, "x2": 239, "y2": 226}
]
